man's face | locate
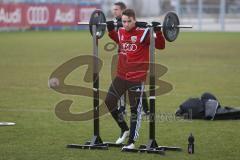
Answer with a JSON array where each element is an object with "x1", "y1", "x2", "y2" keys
[
  {"x1": 112, "y1": 5, "x2": 122, "y2": 18},
  {"x1": 122, "y1": 15, "x2": 136, "y2": 31}
]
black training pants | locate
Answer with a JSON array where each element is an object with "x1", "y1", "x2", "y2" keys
[{"x1": 105, "y1": 76, "x2": 144, "y2": 143}]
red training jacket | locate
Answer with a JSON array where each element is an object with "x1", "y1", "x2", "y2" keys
[{"x1": 108, "y1": 26, "x2": 165, "y2": 82}]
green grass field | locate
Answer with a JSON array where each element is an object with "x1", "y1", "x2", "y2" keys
[{"x1": 0, "y1": 31, "x2": 240, "y2": 160}]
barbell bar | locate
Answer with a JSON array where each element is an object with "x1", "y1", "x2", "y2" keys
[
  {"x1": 78, "y1": 22, "x2": 192, "y2": 28},
  {"x1": 78, "y1": 9, "x2": 192, "y2": 42}
]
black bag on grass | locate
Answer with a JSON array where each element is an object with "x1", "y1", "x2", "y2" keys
[
  {"x1": 175, "y1": 98, "x2": 205, "y2": 119},
  {"x1": 175, "y1": 92, "x2": 240, "y2": 120}
]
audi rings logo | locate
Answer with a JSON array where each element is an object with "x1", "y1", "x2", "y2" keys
[
  {"x1": 27, "y1": 6, "x2": 49, "y2": 24},
  {"x1": 121, "y1": 43, "x2": 138, "y2": 52}
]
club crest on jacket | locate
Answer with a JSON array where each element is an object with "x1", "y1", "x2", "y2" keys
[{"x1": 131, "y1": 36, "x2": 137, "y2": 43}]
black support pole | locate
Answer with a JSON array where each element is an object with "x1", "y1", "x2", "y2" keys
[
  {"x1": 67, "y1": 25, "x2": 107, "y2": 150},
  {"x1": 91, "y1": 24, "x2": 103, "y2": 145},
  {"x1": 138, "y1": 27, "x2": 181, "y2": 153},
  {"x1": 67, "y1": 25, "x2": 123, "y2": 150}
]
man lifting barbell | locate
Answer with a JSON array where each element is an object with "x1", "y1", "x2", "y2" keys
[
  {"x1": 111, "y1": 2, "x2": 150, "y2": 117},
  {"x1": 77, "y1": 9, "x2": 192, "y2": 150},
  {"x1": 104, "y1": 9, "x2": 165, "y2": 150}
]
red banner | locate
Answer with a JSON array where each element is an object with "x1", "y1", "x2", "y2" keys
[{"x1": 0, "y1": 3, "x2": 98, "y2": 28}]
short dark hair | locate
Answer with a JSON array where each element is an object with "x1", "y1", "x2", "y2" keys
[
  {"x1": 122, "y1": 9, "x2": 136, "y2": 20},
  {"x1": 114, "y1": 2, "x2": 127, "y2": 10}
]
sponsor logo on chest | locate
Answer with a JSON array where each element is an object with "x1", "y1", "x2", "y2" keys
[{"x1": 121, "y1": 43, "x2": 138, "y2": 52}]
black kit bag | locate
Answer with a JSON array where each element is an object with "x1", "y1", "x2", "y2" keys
[
  {"x1": 176, "y1": 92, "x2": 240, "y2": 120},
  {"x1": 175, "y1": 97, "x2": 205, "y2": 119}
]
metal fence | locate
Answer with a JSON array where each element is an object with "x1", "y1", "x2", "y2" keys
[
  {"x1": 106, "y1": 0, "x2": 240, "y2": 32},
  {"x1": 177, "y1": 0, "x2": 240, "y2": 31}
]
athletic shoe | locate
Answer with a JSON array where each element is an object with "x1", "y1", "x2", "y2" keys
[
  {"x1": 122, "y1": 143, "x2": 135, "y2": 150},
  {"x1": 115, "y1": 130, "x2": 129, "y2": 144}
]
